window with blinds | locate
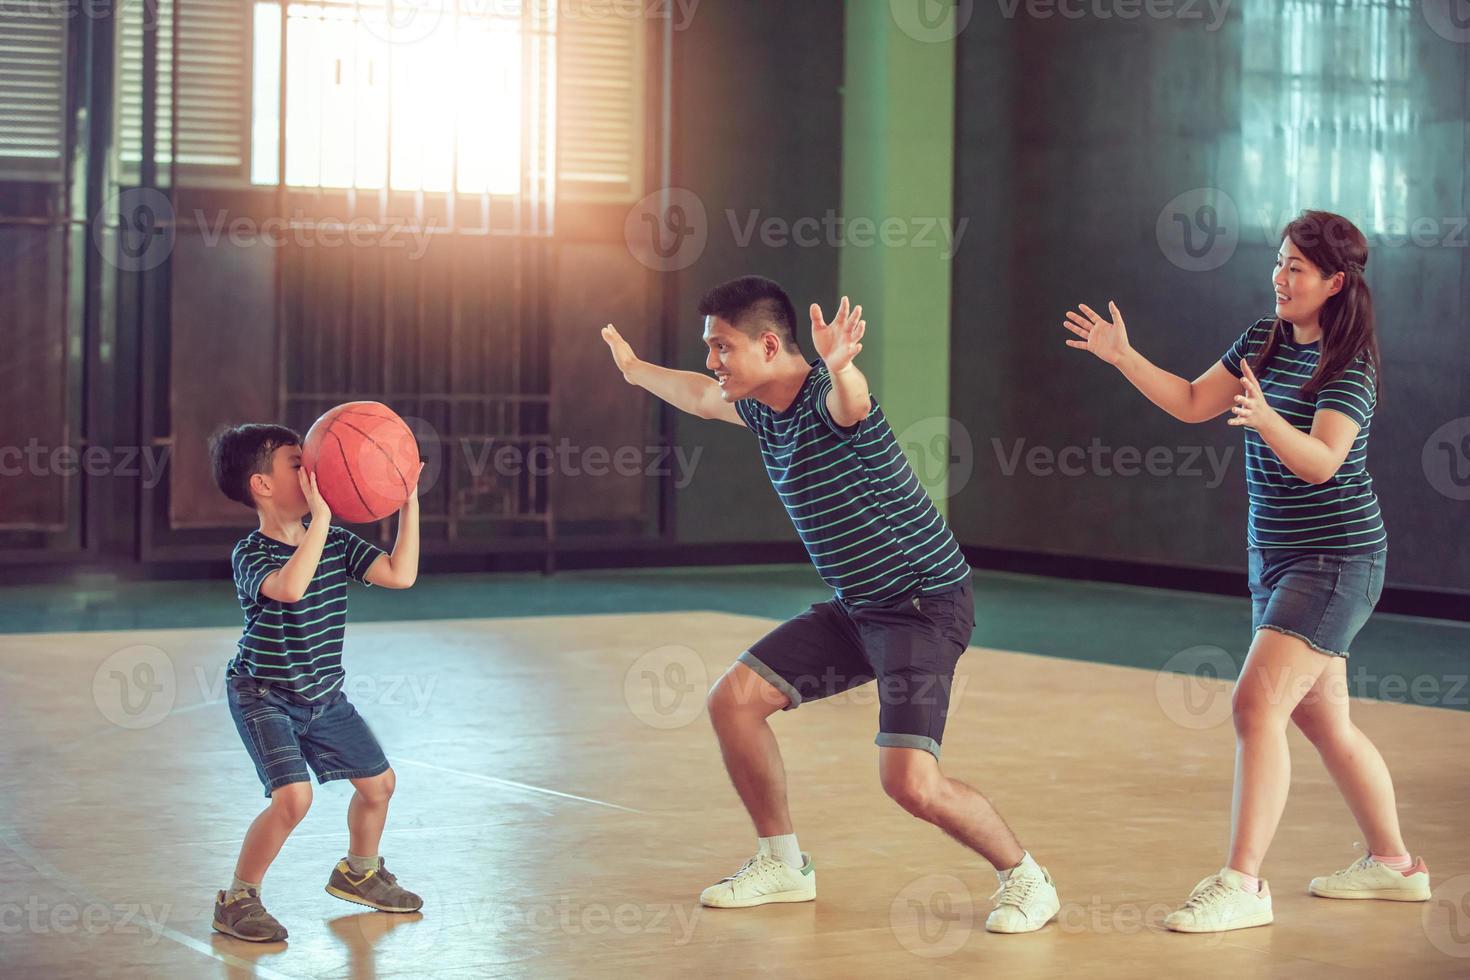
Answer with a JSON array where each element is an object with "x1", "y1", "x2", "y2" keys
[
  {"x1": 0, "y1": 1, "x2": 67, "y2": 180},
  {"x1": 557, "y1": 7, "x2": 646, "y2": 204},
  {"x1": 117, "y1": 0, "x2": 252, "y2": 180},
  {"x1": 111, "y1": 0, "x2": 646, "y2": 204}
]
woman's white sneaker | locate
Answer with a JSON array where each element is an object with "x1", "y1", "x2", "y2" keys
[
  {"x1": 985, "y1": 853, "x2": 1060, "y2": 934},
  {"x1": 699, "y1": 852, "x2": 816, "y2": 908},
  {"x1": 1164, "y1": 868, "x2": 1273, "y2": 933},
  {"x1": 1309, "y1": 854, "x2": 1430, "y2": 901}
]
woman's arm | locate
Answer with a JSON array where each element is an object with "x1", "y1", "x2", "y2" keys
[{"x1": 1063, "y1": 302, "x2": 1239, "y2": 423}]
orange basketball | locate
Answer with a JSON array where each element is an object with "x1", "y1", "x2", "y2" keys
[{"x1": 301, "y1": 402, "x2": 420, "y2": 524}]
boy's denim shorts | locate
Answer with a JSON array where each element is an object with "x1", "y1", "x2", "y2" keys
[
  {"x1": 1247, "y1": 548, "x2": 1386, "y2": 658},
  {"x1": 227, "y1": 674, "x2": 390, "y2": 797}
]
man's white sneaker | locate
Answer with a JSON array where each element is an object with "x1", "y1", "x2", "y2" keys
[
  {"x1": 985, "y1": 853, "x2": 1060, "y2": 934},
  {"x1": 699, "y1": 852, "x2": 816, "y2": 908},
  {"x1": 1164, "y1": 868, "x2": 1273, "y2": 933},
  {"x1": 1309, "y1": 853, "x2": 1430, "y2": 901}
]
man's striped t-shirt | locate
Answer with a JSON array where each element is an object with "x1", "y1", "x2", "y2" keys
[
  {"x1": 734, "y1": 361, "x2": 971, "y2": 606},
  {"x1": 1221, "y1": 318, "x2": 1386, "y2": 553},
  {"x1": 229, "y1": 521, "x2": 385, "y2": 702}
]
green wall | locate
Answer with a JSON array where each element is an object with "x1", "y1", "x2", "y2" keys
[{"x1": 841, "y1": 0, "x2": 958, "y2": 514}]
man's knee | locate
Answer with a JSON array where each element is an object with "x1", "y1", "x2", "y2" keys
[
  {"x1": 707, "y1": 661, "x2": 788, "y2": 727},
  {"x1": 880, "y1": 760, "x2": 942, "y2": 820}
]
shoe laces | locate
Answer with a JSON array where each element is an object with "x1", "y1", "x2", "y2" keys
[
  {"x1": 1182, "y1": 875, "x2": 1235, "y2": 910},
  {"x1": 990, "y1": 870, "x2": 1040, "y2": 909},
  {"x1": 1330, "y1": 843, "x2": 1376, "y2": 877},
  {"x1": 720, "y1": 853, "x2": 782, "y2": 887}
]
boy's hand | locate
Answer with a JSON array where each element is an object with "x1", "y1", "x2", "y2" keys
[
  {"x1": 810, "y1": 296, "x2": 865, "y2": 374},
  {"x1": 299, "y1": 468, "x2": 331, "y2": 523},
  {"x1": 402, "y1": 462, "x2": 424, "y2": 513},
  {"x1": 602, "y1": 324, "x2": 641, "y2": 382}
]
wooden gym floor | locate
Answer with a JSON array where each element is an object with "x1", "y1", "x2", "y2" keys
[{"x1": 1, "y1": 609, "x2": 1467, "y2": 978}]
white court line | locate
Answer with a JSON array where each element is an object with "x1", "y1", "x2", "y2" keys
[
  {"x1": 393, "y1": 758, "x2": 644, "y2": 814},
  {"x1": 168, "y1": 696, "x2": 226, "y2": 717},
  {"x1": 0, "y1": 824, "x2": 301, "y2": 980}
]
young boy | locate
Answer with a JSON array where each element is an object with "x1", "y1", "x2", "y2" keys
[
  {"x1": 208, "y1": 423, "x2": 423, "y2": 943},
  {"x1": 601, "y1": 276, "x2": 1061, "y2": 933}
]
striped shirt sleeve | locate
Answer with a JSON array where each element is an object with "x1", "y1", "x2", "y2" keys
[
  {"x1": 1315, "y1": 361, "x2": 1376, "y2": 428},
  {"x1": 231, "y1": 538, "x2": 280, "y2": 602},
  {"x1": 811, "y1": 370, "x2": 871, "y2": 441},
  {"x1": 334, "y1": 527, "x2": 387, "y2": 586},
  {"x1": 1221, "y1": 320, "x2": 1270, "y2": 378},
  {"x1": 734, "y1": 398, "x2": 761, "y2": 432}
]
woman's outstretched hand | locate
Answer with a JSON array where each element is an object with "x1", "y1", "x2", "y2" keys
[{"x1": 1063, "y1": 301, "x2": 1133, "y2": 367}]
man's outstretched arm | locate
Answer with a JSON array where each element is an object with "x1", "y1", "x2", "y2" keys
[{"x1": 601, "y1": 324, "x2": 744, "y2": 426}]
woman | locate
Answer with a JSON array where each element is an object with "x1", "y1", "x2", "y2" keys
[{"x1": 1063, "y1": 210, "x2": 1429, "y2": 933}]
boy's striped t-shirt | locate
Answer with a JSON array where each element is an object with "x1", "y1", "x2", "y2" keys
[
  {"x1": 734, "y1": 361, "x2": 971, "y2": 606},
  {"x1": 229, "y1": 521, "x2": 384, "y2": 702},
  {"x1": 1221, "y1": 317, "x2": 1386, "y2": 553}
]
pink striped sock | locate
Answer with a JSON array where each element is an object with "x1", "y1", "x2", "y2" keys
[{"x1": 1371, "y1": 853, "x2": 1413, "y2": 872}]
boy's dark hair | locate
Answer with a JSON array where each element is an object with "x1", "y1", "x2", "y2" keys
[
  {"x1": 697, "y1": 276, "x2": 802, "y2": 354},
  {"x1": 210, "y1": 423, "x2": 301, "y2": 509}
]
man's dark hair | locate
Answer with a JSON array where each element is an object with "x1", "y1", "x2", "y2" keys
[
  {"x1": 209, "y1": 423, "x2": 301, "y2": 509},
  {"x1": 697, "y1": 276, "x2": 802, "y2": 354}
]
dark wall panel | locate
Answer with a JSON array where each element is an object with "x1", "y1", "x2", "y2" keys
[
  {"x1": 669, "y1": 0, "x2": 846, "y2": 544},
  {"x1": 168, "y1": 231, "x2": 277, "y2": 529},
  {"x1": 951, "y1": 2, "x2": 1470, "y2": 593},
  {"x1": 0, "y1": 227, "x2": 69, "y2": 531}
]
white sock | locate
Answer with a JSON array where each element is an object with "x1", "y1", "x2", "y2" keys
[
  {"x1": 997, "y1": 851, "x2": 1034, "y2": 880},
  {"x1": 758, "y1": 833, "x2": 803, "y2": 870}
]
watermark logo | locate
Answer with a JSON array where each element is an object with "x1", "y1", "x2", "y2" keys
[
  {"x1": 357, "y1": 0, "x2": 446, "y2": 45},
  {"x1": 1422, "y1": 417, "x2": 1470, "y2": 501},
  {"x1": 93, "y1": 644, "x2": 176, "y2": 729},
  {"x1": 890, "y1": 0, "x2": 975, "y2": 43},
  {"x1": 626, "y1": 188, "x2": 709, "y2": 273},
  {"x1": 995, "y1": 0, "x2": 1231, "y2": 30},
  {"x1": 897, "y1": 416, "x2": 975, "y2": 499},
  {"x1": 890, "y1": 874, "x2": 973, "y2": 957},
  {"x1": 1424, "y1": 0, "x2": 1470, "y2": 44},
  {"x1": 624, "y1": 645, "x2": 708, "y2": 729},
  {"x1": 991, "y1": 437, "x2": 1235, "y2": 488},
  {"x1": 1423, "y1": 874, "x2": 1470, "y2": 958},
  {"x1": 1155, "y1": 645, "x2": 1236, "y2": 731},
  {"x1": 97, "y1": 188, "x2": 174, "y2": 273},
  {"x1": 1157, "y1": 187, "x2": 1239, "y2": 272}
]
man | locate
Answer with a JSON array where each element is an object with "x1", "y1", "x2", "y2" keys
[{"x1": 601, "y1": 275, "x2": 1059, "y2": 933}]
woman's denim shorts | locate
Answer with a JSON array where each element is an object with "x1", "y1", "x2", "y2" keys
[{"x1": 1247, "y1": 548, "x2": 1386, "y2": 658}]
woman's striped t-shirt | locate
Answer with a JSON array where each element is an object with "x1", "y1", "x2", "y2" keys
[
  {"x1": 1220, "y1": 318, "x2": 1386, "y2": 554},
  {"x1": 229, "y1": 521, "x2": 384, "y2": 702},
  {"x1": 734, "y1": 361, "x2": 971, "y2": 606}
]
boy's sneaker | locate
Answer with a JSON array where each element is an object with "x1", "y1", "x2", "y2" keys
[
  {"x1": 1164, "y1": 868, "x2": 1273, "y2": 933},
  {"x1": 1309, "y1": 854, "x2": 1431, "y2": 901},
  {"x1": 325, "y1": 858, "x2": 424, "y2": 912},
  {"x1": 985, "y1": 854, "x2": 1060, "y2": 934},
  {"x1": 699, "y1": 852, "x2": 816, "y2": 908},
  {"x1": 212, "y1": 888, "x2": 288, "y2": 943}
]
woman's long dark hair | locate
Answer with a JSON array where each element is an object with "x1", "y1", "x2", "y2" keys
[{"x1": 1253, "y1": 210, "x2": 1381, "y2": 398}]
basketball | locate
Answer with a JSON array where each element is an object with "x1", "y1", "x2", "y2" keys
[{"x1": 301, "y1": 401, "x2": 420, "y2": 524}]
